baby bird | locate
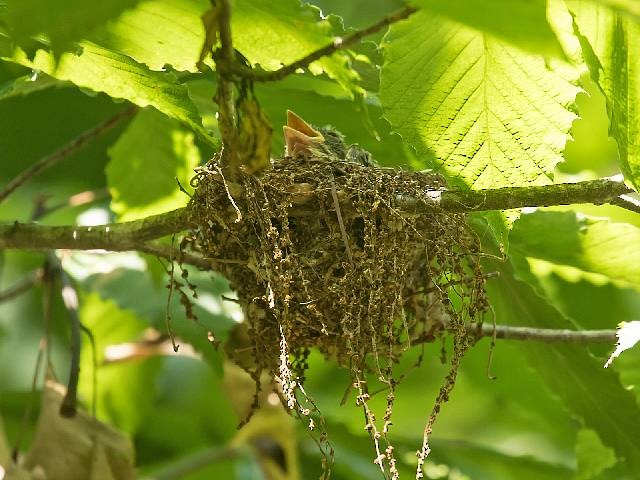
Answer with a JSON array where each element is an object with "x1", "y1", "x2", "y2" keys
[{"x1": 283, "y1": 111, "x2": 375, "y2": 166}]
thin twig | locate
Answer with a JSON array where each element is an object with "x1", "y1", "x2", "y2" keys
[
  {"x1": 0, "y1": 268, "x2": 44, "y2": 303},
  {"x1": 50, "y1": 252, "x2": 82, "y2": 418},
  {"x1": 165, "y1": 236, "x2": 180, "y2": 352},
  {"x1": 0, "y1": 106, "x2": 136, "y2": 204},
  {"x1": 136, "y1": 241, "x2": 214, "y2": 270},
  {"x1": 330, "y1": 181, "x2": 353, "y2": 263},
  {"x1": 234, "y1": 6, "x2": 418, "y2": 82},
  {"x1": 471, "y1": 324, "x2": 616, "y2": 343}
]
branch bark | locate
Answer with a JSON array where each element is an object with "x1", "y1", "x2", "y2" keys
[{"x1": 0, "y1": 177, "x2": 634, "y2": 253}]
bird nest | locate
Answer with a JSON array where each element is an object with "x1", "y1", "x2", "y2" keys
[{"x1": 186, "y1": 155, "x2": 489, "y2": 477}]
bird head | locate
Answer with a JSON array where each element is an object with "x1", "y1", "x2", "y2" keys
[{"x1": 283, "y1": 111, "x2": 347, "y2": 160}]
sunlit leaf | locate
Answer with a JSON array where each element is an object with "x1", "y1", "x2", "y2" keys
[
  {"x1": 232, "y1": 0, "x2": 361, "y2": 95},
  {"x1": 570, "y1": 1, "x2": 640, "y2": 189},
  {"x1": 89, "y1": 0, "x2": 361, "y2": 93},
  {"x1": 413, "y1": 0, "x2": 565, "y2": 58},
  {"x1": 4, "y1": 43, "x2": 215, "y2": 146},
  {"x1": 380, "y1": 9, "x2": 581, "y2": 188},
  {"x1": 107, "y1": 107, "x2": 200, "y2": 221},
  {"x1": 4, "y1": 0, "x2": 141, "y2": 56}
]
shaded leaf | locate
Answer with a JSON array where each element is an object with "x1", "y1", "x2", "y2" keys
[
  {"x1": 414, "y1": 0, "x2": 565, "y2": 58},
  {"x1": 510, "y1": 211, "x2": 640, "y2": 289},
  {"x1": 106, "y1": 107, "x2": 200, "y2": 221},
  {"x1": 380, "y1": 9, "x2": 581, "y2": 188},
  {"x1": 486, "y1": 254, "x2": 640, "y2": 475},
  {"x1": 23, "y1": 379, "x2": 135, "y2": 480}
]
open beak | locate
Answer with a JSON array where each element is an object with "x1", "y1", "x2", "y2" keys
[{"x1": 283, "y1": 110, "x2": 325, "y2": 157}]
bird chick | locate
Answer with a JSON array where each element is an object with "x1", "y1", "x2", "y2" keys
[{"x1": 283, "y1": 110, "x2": 375, "y2": 166}]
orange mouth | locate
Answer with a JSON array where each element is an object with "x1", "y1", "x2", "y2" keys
[{"x1": 283, "y1": 110, "x2": 325, "y2": 157}]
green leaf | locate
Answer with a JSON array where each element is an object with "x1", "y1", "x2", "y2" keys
[
  {"x1": 486, "y1": 255, "x2": 640, "y2": 475},
  {"x1": 231, "y1": 0, "x2": 361, "y2": 95},
  {"x1": 570, "y1": 2, "x2": 640, "y2": 189},
  {"x1": 4, "y1": 0, "x2": 141, "y2": 56},
  {"x1": 90, "y1": 0, "x2": 207, "y2": 72},
  {"x1": 0, "y1": 72, "x2": 60, "y2": 101},
  {"x1": 510, "y1": 211, "x2": 640, "y2": 289},
  {"x1": 89, "y1": 0, "x2": 361, "y2": 93},
  {"x1": 187, "y1": 76, "x2": 411, "y2": 166},
  {"x1": 4, "y1": 42, "x2": 215, "y2": 146},
  {"x1": 575, "y1": 429, "x2": 617, "y2": 480},
  {"x1": 106, "y1": 107, "x2": 200, "y2": 221},
  {"x1": 78, "y1": 291, "x2": 163, "y2": 434},
  {"x1": 413, "y1": 0, "x2": 565, "y2": 58},
  {"x1": 380, "y1": 9, "x2": 581, "y2": 188}
]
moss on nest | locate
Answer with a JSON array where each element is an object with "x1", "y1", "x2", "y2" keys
[{"x1": 187, "y1": 155, "x2": 489, "y2": 478}]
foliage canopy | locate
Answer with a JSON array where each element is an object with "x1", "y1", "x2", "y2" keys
[{"x1": 1, "y1": 0, "x2": 640, "y2": 479}]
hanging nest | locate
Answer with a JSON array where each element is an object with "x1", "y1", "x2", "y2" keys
[{"x1": 186, "y1": 154, "x2": 489, "y2": 477}]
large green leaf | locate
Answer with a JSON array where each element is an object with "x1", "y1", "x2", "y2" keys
[
  {"x1": 90, "y1": 0, "x2": 206, "y2": 72},
  {"x1": 413, "y1": 0, "x2": 565, "y2": 58},
  {"x1": 89, "y1": 0, "x2": 361, "y2": 93},
  {"x1": 570, "y1": 1, "x2": 640, "y2": 189},
  {"x1": 106, "y1": 107, "x2": 200, "y2": 221},
  {"x1": 78, "y1": 291, "x2": 163, "y2": 434},
  {"x1": 232, "y1": 0, "x2": 360, "y2": 94},
  {"x1": 486, "y1": 255, "x2": 640, "y2": 475},
  {"x1": 4, "y1": 0, "x2": 141, "y2": 55},
  {"x1": 380, "y1": 9, "x2": 581, "y2": 188},
  {"x1": 3, "y1": 42, "x2": 215, "y2": 146},
  {"x1": 510, "y1": 211, "x2": 640, "y2": 289}
]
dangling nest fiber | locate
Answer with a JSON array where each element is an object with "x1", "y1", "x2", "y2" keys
[{"x1": 187, "y1": 155, "x2": 489, "y2": 478}]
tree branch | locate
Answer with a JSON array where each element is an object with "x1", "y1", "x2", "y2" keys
[
  {"x1": 233, "y1": 6, "x2": 418, "y2": 82},
  {"x1": 0, "y1": 178, "x2": 635, "y2": 253},
  {"x1": 433, "y1": 177, "x2": 634, "y2": 212},
  {"x1": 473, "y1": 324, "x2": 616, "y2": 343},
  {"x1": 0, "y1": 208, "x2": 194, "y2": 251},
  {"x1": 0, "y1": 106, "x2": 136, "y2": 204}
]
